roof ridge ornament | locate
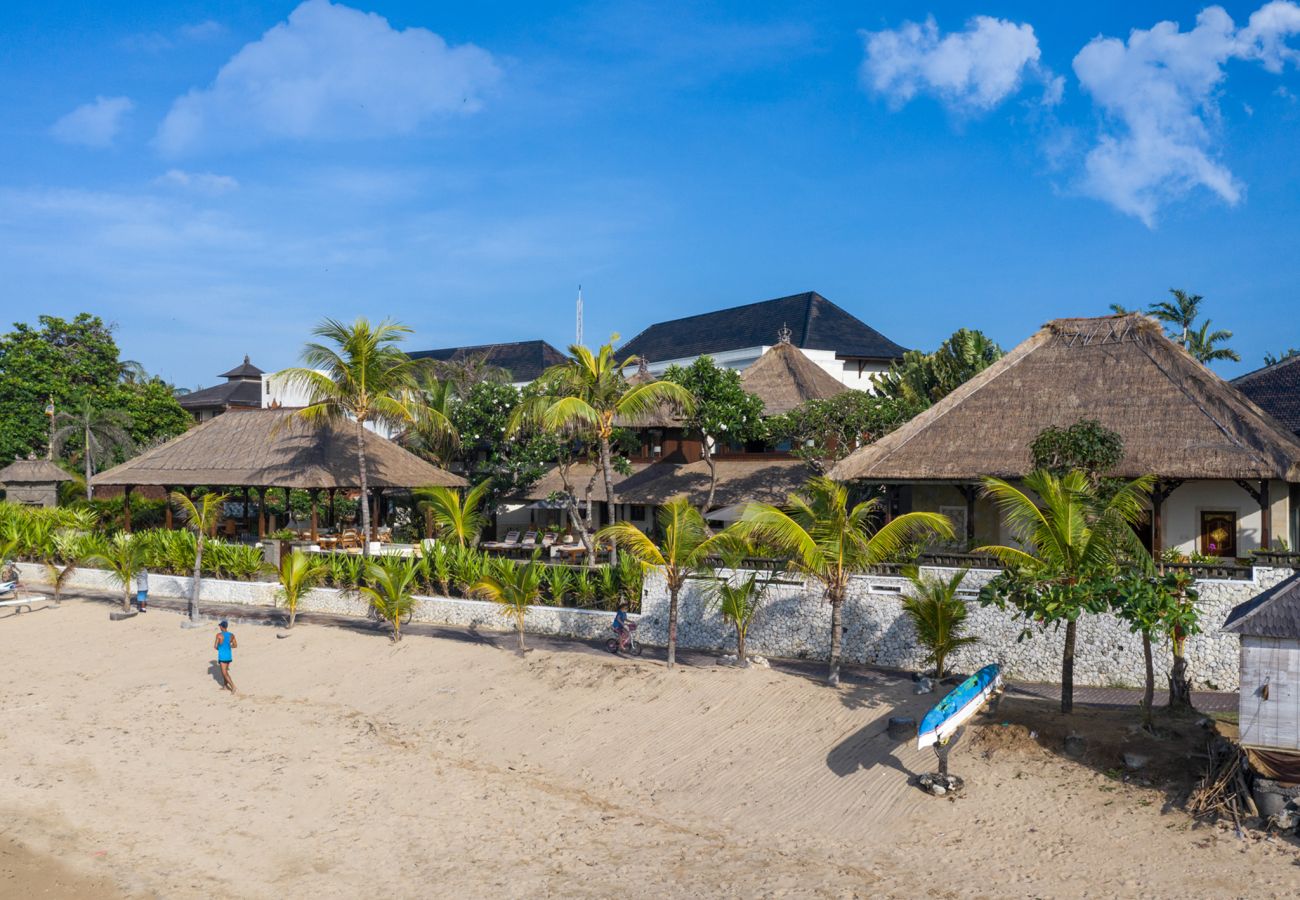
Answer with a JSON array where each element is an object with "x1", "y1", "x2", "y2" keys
[
  {"x1": 777, "y1": 323, "x2": 792, "y2": 345},
  {"x1": 637, "y1": 357, "x2": 650, "y2": 377}
]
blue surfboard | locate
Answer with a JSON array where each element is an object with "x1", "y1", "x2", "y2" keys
[{"x1": 917, "y1": 664, "x2": 1002, "y2": 749}]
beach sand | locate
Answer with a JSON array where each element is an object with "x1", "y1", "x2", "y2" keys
[{"x1": 2, "y1": 599, "x2": 1297, "y2": 898}]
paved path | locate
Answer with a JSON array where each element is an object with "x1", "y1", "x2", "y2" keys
[{"x1": 22, "y1": 584, "x2": 1238, "y2": 713}]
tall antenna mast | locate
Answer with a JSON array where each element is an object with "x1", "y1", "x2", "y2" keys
[{"x1": 576, "y1": 284, "x2": 584, "y2": 347}]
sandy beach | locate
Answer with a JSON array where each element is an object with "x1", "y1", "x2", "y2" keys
[{"x1": 2, "y1": 598, "x2": 1298, "y2": 898}]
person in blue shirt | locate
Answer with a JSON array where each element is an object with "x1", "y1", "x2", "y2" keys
[
  {"x1": 135, "y1": 568, "x2": 149, "y2": 613},
  {"x1": 611, "y1": 601, "x2": 630, "y2": 651},
  {"x1": 214, "y1": 620, "x2": 237, "y2": 693}
]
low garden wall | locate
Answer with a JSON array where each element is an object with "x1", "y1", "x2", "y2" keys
[
  {"x1": 636, "y1": 566, "x2": 1298, "y2": 692},
  {"x1": 15, "y1": 563, "x2": 625, "y2": 642}
]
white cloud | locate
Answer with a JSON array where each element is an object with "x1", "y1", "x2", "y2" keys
[
  {"x1": 156, "y1": 0, "x2": 500, "y2": 156},
  {"x1": 50, "y1": 96, "x2": 134, "y2": 148},
  {"x1": 1073, "y1": 3, "x2": 1300, "y2": 226},
  {"x1": 121, "y1": 19, "x2": 227, "y2": 52},
  {"x1": 154, "y1": 169, "x2": 240, "y2": 193},
  {"x1": 860, "y1": 15, "x2": 1061, "y2": 114},
  {"x1": 179, "y1": 20, "x2": 226, "y2": 42}
]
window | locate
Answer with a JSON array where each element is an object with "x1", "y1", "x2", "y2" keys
[
  {"x1": 1199, "y1": 511, "x2": 1237, "y2": 558},
  {"x1": 629, "y1": 505, "x2": 646, "y2": 520}
]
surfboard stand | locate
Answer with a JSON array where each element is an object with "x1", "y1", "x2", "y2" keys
[{"x1": 918, "y1": 726, "x2": 965, "y2": 797}]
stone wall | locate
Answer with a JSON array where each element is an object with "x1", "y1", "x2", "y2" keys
[{"x1": 636, "y1": 566, "x2": 1297, "y2": 691}]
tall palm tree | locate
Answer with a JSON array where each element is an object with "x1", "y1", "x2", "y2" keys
[
  {"x1": 171, "y1": 491, "x2": 228, "y2": 624},
  {"x1": 280, "y1": 318, "x2": 447, "y2": 556},
  {"x1": 52, "y1": 401, "x2": 135, "y2": 501},
  {"x1": 1148, "y1": 288, "x2": 1203, "y2": 348},
  {"x1": 740, "y1": 477, "x2": 953, "y2": 686},
  {"x1": 409, "y1": 373, "x2": 461, "y2": 467},
  {"x1": 598, "y1": 496, "x2": 728, "y2": 668},
  {"x1": 977, "y1": 469, "x2": 1154, "y2": 713},
  {"x1": 513, "y1": 339, "x2": 695, "y2": 557},
  {"x1": 416, "y1": 481, "x2": 490, "y2": 545},
  {"x1": 1186, "y1": 319, "x2": 1240, "y2": 364}
]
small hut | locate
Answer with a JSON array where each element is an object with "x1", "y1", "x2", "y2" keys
[
  {"x1": 0, "y1": 456, "x2": 74, "y2": 507},
  {"x1": 1224, "y1": 573, "x2": 1300, "y2": 760},
  {"x1": 739, "y1": 332, "x2": 849, "y2": 415}
]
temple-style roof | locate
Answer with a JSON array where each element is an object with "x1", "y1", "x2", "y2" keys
[
  {"x1": 740, "y1": 340, "x2": 849, "y2": 415},
  {"x1": 177, "y1": 379, "x2": 262, "y2": 411},
  {"x1": 92, "y1": 408, "x2": 464, "y2": 490},
  {"x1": 0, "y1": 458, "x2": 74, "y2": 484},
  {"x1": 1234, "y1": 354, "x2": 1300, "y2": 437},
  {"x1": 831, "y1": 314, "x2": 1300, "y2": 483},
  {"x1": 617, "y1": 292, "x2": 908, "y2": 363},
  {"x1": 219, "y1": 355, "x2": 265, "y2": 380},
  {"x1": 1224, "y1": 573, "x2": 1300, "y2": 638},
  {"x1": 409, "y1": 340, "x2": 567, "y2": 383},
  {"x1": 518, "y1": 458, "x2": 812, "y2": 509}
]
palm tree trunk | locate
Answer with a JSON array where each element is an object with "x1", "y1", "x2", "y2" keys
[
  {"x1": 289, "y1": 601, "x2": 297, "y2": 630},
  {"x1": 736, "y1": 625, "x2": 746, "y2": 663},
  {"x1": 666, "y1": 578, "x2": 680, "y2": 669},
  {"x1": 517, "y1": 615, "x2": 526, "y2": 652},
  {"x1": 1061, "y1": 619, "x2": 1077, "y2": 714},
  {"x1": 828, "y1": 596, "x2": 843, "y2": 686},
  {"x1": 121, "y1": 584, "x2": 131, "y2": 613},
  {"x1": 598, "y1": 434, "x2": 618, "y2": 565},
  {"x1": 356, "y1": 420, "x2": 372, "y2": 558},
  {"x1": 191, "y1": 537, "x2": 204, "y2": 623},
  {"x1": 84, "y1": 421, "x2": 94, "y2": 501},
  {"x1": 1141, "y1": 632, "x2": 1154, "y2": 727},
  {"x1": 701, "y1": 439, "x2": 717, "y2": 519}
]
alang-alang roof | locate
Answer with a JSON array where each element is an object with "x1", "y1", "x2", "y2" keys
[
  {"x1": 830, "y1": 314, "x2": 1300, "y2": 483},
  {"x1": 740, "y1": 340, "x2": 849, "y2": 416}
]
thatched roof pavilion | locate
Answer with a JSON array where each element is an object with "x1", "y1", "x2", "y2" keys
[
  {"x1": 740, "y1": 339, "x2": 849, "y2": 415},
  {"x1": 93, "y1": 408, "x2": 464, "y2": 536},
  {"x1": 830, "y1": 314, "x2": 1300, "y2": 551},
  {"x1": 0, "y1": 457, "x2": 74, "y2": 507}
]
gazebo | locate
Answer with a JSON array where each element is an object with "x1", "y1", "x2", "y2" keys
[
  {"x1": 92, "y1": 408, "x2": 465, "y2": 538},
  {"x1": 0, "y1": 456, "x2": 74, "y2": 507}
]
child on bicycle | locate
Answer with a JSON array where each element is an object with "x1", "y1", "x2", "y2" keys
[{"x1": 611, "y1": 601, "x2": 631, "y2": 650}]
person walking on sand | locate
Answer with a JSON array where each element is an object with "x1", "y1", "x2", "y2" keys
[
  {"x1": 135, "y1": 567, "x2": 149, "y2": 612},
  {"x1": 214, "y1": 620, "x2": 237, "y2": 693}
]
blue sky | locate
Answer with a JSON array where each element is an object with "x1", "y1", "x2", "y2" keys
[{"x1": 2, "y1": 1, "x2": 1299, "y2": 389}]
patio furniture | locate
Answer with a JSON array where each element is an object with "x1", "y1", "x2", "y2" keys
[
  {"x1": 518, "y1": 531, "x2": 540, "y2": 555},
  {"x1": 481, "y1": 530, "x2": 521, "y2": 552},
  {"x1": 552, "y1": 543, "x2": 586, "y2": 562}
]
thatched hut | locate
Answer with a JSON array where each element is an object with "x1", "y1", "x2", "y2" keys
[
  {"x1": 829, "y1": 314, "x2": 1300, "y2": 556},
  {"x1": 740, "y1": 337, "x2": 849, "y2": 415},
  {"x1": 1224, "y1": 573, "x2": 1300, "y2": 761},
  {"x1": 0, "y1": 457, "x2": 74, "y2": 507},
  {"x1": 92, "y1": 408, "x2": 464, "y2": 537}
]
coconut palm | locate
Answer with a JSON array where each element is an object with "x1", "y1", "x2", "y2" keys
[
  {"x1": 1149, "y1": 288, "x2": 1203, "y2": 348},
  {"x1": 1186, "y1": 319, "x2": 1240, "y2": 364},
  {"x1": 740, "y1": 477, "x2": 953, "y2": 686},
  {"x1": 710, "y1": 570, "x2": 767, "y2": 664},
  {"x1": 902, "y1": 569, "x2": 978, "y2": 680},
  {"x1": 41, "y1": 530, "x2": 85, "y2": 605},
  {"x1": 359, "y1": 557, "x2": 419, "y2": 641},
  {"x1": 171, "y1": 490, "x2": 229, "y2": 624},
  {"x1": 84, "y1": 532, "x2": 147, "y2": 613},
  {"x1": 409, "y1": 373, "x2": 461, "y2": 467},
  {"x1": 472, "y1": 558, "x2": 545, "y2": 652},
  {"x1": 276, "y1": 549, "x2": 328, "y2": 630},
  {"x1": 52, "y1": 400, "x2": 135, "y2": 501},
  {"x1": 416, "y1": 480, "x2": 490, "y2": 545},
  {"x1": 513, "y1": 339, "x2": 695, "y2": 559},
  {"x1": 598, "y1": 496, "x2": 729, "y2": 668},
  {"x1": 280, "y1": 318, "x2": 449, "y2": 556},
  {"x1": 977, "y1": 469, "x2": 1154, "y2": 713}
]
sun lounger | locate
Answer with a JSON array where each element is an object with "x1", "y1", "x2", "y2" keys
[
  {"x1": 481, "y1": 530, "x2": 521, "y2": 552},
  {"x1": 518, "y1": 531, "x2": 539, "y2": 553}
]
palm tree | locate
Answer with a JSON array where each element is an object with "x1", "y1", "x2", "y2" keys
[
  {"x1": 276, "y1": 549, "x2": 328, "y2": 630},
  {"x1": 1186, "y1": 320, "x2": 1240, "y2": 364},
  {"x1": 710, "y1": 570, "x2": 767, "y2": 664},
  {"x1": 514, "y1": 339, "x2": 695, "y2": 558},
  {"x1": 598, "y1": 496, "x2": 728, "y2": 668},
  {"x1": 409, "y1": 373, "x2": 461, "y2": 467},
  {"x1": 84, "y1": 532, "x2": 147, "y2": 613},
  {"x1": 42, "y1": 530, "x2": 85, "y2": 605},
  {"x1": 52, "y1": 400, "x2": 135, "y2": 501},
  {"x1": 1149, "y1": 288, "x2": 1203, "y2": 348},
  {"x1": 472, "y1": 558, "x2": 545, "y2": 652},
  {"x1": 977, "y1": 469, "x2": 1154, "y2": 713},
  {"x1": 416, "y1": 481, "x2": 490, "y2": 545},
  {"x1": 280, "y1": 318, "x2": 446, "y2": 556},
  {"x1": 902, "y1": 569, "x2": 978, "y2": 680},
  {"x1": 740, "y1": 476, "x2": 953, "y2": 686},
  {"x1": 360, "y1": 558, "x2": 419, "y2": 641},
  {"x1": 171, "y1": 490, "x2": 228, "y2": 624}
]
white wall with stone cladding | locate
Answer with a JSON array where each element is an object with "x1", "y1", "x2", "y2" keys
[{"x1": 636, "y1": 566, "x2": 1297, "y2": 691}]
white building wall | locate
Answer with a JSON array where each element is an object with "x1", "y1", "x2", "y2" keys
[{"x1": 1163, "y1": 480, "x2": 1282, "y2": 556}]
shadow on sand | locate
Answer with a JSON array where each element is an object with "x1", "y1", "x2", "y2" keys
[
  {"x1": 826, "y1": 719, "x2": 917, "y2": 779},
  {"x1": 207, "y1": 660, "x2": 226, "y2": 689}
]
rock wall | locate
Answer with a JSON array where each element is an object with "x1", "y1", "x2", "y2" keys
[{"x1": 636, "y1": 566, "x2": 1297, "y2": 691}]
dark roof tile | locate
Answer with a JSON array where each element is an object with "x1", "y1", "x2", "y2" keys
[
  {"x1": 1234, "y1": 355, "x2": 1300, "y2": 437},
  {"x1": 1223, "y1": 573, "x2": 1300, "y2": 638},
  {"x1": 409, "y1": 340, "x2": 567, "y2": 382}
]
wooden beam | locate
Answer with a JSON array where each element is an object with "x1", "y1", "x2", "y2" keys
[
  {"x1": 257, "y1": 487, "x2": 267, "y2": 538},
  {"x1": 123, "y1": 485, "x2": 133, "y2": 533},
  {"x1": 1260, "y1": 479, "x2": 1272, "y2": 550},
  {"x1": 164, "y1": 487, "x2": 173, "y2": 530},
  {"x1": 309, "y1": 489, "x2": 319, "y2": 542}
]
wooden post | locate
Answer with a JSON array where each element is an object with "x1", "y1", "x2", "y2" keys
[
  {"x1": 1260, "y1": 479, "x2": 1272, "y2": 550},
  {"x1": 285, "y1": 487, "x2": 293, "y2": 531},
  {"x1": 371, "y1": 489, "x2": 383, "y2": 539},
  {"x1": 309, "y1": 489, "x2": 319, "y2": 542},
  {"x1": 883, "y1": 485, "x2": 896, "y2": 524},
  {"x1": 956, "y1": 484, "x2": 976, "y2": 548},
  {"x1": 328, "y1": 488, "x2": 336, "y2": 528},
  {"x1": 242, "y1": 487, "x2": 251, "y2": 535},
  {"x1": 257, "y1": 487, "x2": 267, "y2": 538},
  {"x1": 123, "y1": 485, "x2": 133, "y2": 533},
  {"x1": 164, "y1": 486, "x2": 173, "y2": 530}
]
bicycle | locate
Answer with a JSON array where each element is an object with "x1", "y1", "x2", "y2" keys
[{"x1": 605, "y1": 621, "x2": 643, "y2": 656}]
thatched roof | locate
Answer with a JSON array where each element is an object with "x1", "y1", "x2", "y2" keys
[
  {"x1": 1223, "y1": 573, "x2": 1300, "y2": 638},
  {"x1": 518, "y1": 462, "x2": 653, "y2": 503},
  {"x1": 519, "y1": 458, "x2": 812, "y2": 508},
  {"x1": 92, "y1": 408, "x2": 465, "y2": 490},
  {"x1": 830, "y1": 314, "x2": 1300, "y2": 483},
  {"x1": 0, "y1": 458, "x2": 74, "y2": 484},
  {"x1": 740, "y1": 341, "x2": 849, "y2": 415}
]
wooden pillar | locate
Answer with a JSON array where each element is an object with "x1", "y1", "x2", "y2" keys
[
  {"x1": 1260, "y1": 479, "x2": 1272, "y2": 550},
  {"x1": 371, "y1": 489, "x2": 383, "y2": 539},
  {"x1": 242, "y1": 487, "x2": 251, "y2": 535},
  {"x1": 123, "y1": 485, "x2": 133, "y2": 533},
  {"x1": 883, "y1": 485, "x2": 895, "y2": 524},
  {"x1": 164, "y1": 486, "x2": 173, "y2": 530},
  {"x1": 964, "y1": 485, "x2": 976, "y2": 547},
  {"x1": 257, "y1": 487, "x2": 267, "y2": 538},
  {"x1": 284, "y1": 487, "x2": 293, "y2": 530},
  {"x1": 309, "y1": 489, "x2": 320, "y2": 542},
  {"x1": 328, "y1": 488, "x2": 336, "y2": 528}
]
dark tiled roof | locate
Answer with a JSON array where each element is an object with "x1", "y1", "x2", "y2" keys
[
  {"x1": 409, "y1": 340, "x2": 568, "y2": 382},
  {"x1": 617, "y1": 292, "x2": 908, "y2": 363},
  {"x1": 1223, "y1": 573, "x2": 1300, "y2": 638},
  {"x1": 177, "y1": 379, "x2": 262, "y2": 411},
  {"x1": 1234, "y1": 355, "x2": 1300, "y2": 437},
  {"x1": 219, "y1": 355, "x2": 264, "y2": 379}
]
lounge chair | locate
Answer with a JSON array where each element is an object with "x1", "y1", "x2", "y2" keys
[
  {"x1": 517, "y1": 531, "x2": 540, "y2": 554},
  {"x1": 481, "y1": 530, "x2": 521, "y2": 552}
]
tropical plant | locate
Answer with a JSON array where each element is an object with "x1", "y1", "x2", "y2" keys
[
  {"x1": 615, "y1": 553, "x2": 644, "y2": 610},
  {"x1": 472, "y1": 558, "x2": 546, "y2": 652},
  {"x1": 599, "y1": 496, "x2": 731, "y2": 668},
  {"x1": 275, "y1": 549, "x2": 327, "y2": 629},
  {"x1": 902, "y1": 569, "x2": 978, "y2": 680},
  {"x1": 42, "y1": 530, "x2": 86, "y2": 604},
  {"x1": 513, "y1": 339, "x2": 695, "y2": 561},
  {"x1": 281, "y1": 317, "x2": 446, "y2": 556},
  {"x1": 708, "y1": 566, "x2": 768, "y2": 664},
  {"x1": 874, "y1": 328, "x2": 1004, "y2": 413},
  {"x1": 1186, "y1": 319, "x2": 1240, "y2": 364},
  {"x1": 572, "y1": 568, "x2": 597, "y2": 607},
  {"x1": 327, "y1": 552, "x2": 367, "y2": 591},
  {"x1": 1149, "y1": 288, "x2": 1203, "y2": 348},
  {"x1": 51, "y1": 400, "x2": 135, "y2": 501},
  {"x1": 544, "y1": 565, "x2": 575, "y2": 606},
  {"x1": 1263, "y1": 347, "x2": 1300, "y2": 366},
  {"x1": 416, "y1": 481, "x2": 490, "y2": 546},
  {"x1": 84, "y1": 531, "x2": 147, "y2": 613},
  {"x1": 221, "y1": 544, "x2": 270, "y2": 581},
  {"x1": 976, "y1": 469, "x2": 1154, "y2": 713},
  {"x1": 359, "y1": 557, "x2": 419, "y2": 641},
  {"x1": 449, "y1": 544, "x2": 486, "y2": 596},
  {"x1": 171, "y1": 491, "x2": 228, "y2": 624},
  {"x1": 1109, "y1": 571, "x2": 1202, "y2": 724},
  {"x1": 409, "y1": 372, "x2": 461, "y2": 467}
]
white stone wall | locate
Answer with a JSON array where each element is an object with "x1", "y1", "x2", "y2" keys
[{"x1": 636, "y1": 566, "x2": 1297, "y2": 691}]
